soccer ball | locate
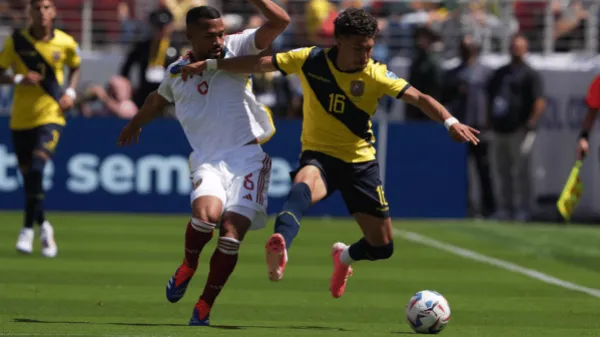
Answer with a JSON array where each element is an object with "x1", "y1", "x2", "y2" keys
[{"x1": 405, "y1": 290, "x2": 451, "y2": 334}]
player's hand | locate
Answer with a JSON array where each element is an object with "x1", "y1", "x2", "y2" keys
[
  {"x1": 117, "y1": 122, "x2": 142, "y2": 146},
  {"x1": 21, "y1": 72, "x2": 42, "y2": 85},
  {"x1": 576, "y1": 137, "x2": 589, "y2": 160},
  {"x1": 59, "y1": 94, "x2": 75, "y2": 111},
  {"x1": 181, "y1": 61, "x2": 207, "y2": 82},
  {"x1": 449, "y1": 123, "x2": 480, "y2": 145}
]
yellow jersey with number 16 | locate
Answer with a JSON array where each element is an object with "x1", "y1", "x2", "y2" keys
[
  {"x1": 0, "y1": 29, "x2": 81, "y2": 130},
  {"x1": 273, "y1": 46, "x2": 411, "y2": 163}
]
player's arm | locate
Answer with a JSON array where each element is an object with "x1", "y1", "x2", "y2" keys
[
  {"x1": 0, "y1": 37, "x2": 41, "y2": 85},
  {"x1": 250, "y1": 0, "x2": 291, "y2": 50},
  {"x1": 59, "y1": 39, "x2": 83, "y2": 111},
  {"x1": 117, "y1": 91, "x2": 168, "y2": 146},
  {"x1": 377, "y1": 66, "x2": 479, "y2": 144},
  {"x1": 181, "y1": 48, "x2": 309, "y2": 80},
  {"x1": 402, "y1": 85, "x2": 480, "y2": 145}
]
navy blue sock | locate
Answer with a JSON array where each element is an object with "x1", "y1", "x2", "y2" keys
[
  {"x1": 24, "y1": 156, "x2": 46, "y2": 228},
  {"x1": 274, "y1": 182, "x2": 312, "y2": 249},
  {"x1": 348, "y1": 238, "x2": 371, "y2": 261}
]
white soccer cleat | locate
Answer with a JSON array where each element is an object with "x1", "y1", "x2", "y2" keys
[
  {"x1": 16, "y1": 228, "x2": 34, "y2": 254},
  {"x1": 40, "y1": 221, "x2": 58, "y2": 258}
]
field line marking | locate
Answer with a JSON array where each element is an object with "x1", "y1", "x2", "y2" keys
[{"x1": 393, "y1": 228, "x2": 600, "y2": 299}]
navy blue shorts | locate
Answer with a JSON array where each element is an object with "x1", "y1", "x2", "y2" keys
[
  {"x1": 290, "y1": 150, "x2": 390, "y2": 218},
  {"x1": 11, "y1": 124, "x2": 63, "y2": 168}
]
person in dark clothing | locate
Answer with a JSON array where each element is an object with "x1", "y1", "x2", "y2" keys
[
  {"x1": 120, "y1": 8, "x2": 182, "y2": 108},
  {"x1": 442, "y1": 35, "x2": 495, "y2": 217},
  {"x1": 405, "y1": 26, "x2": 443, "y2": 121},
  {"x1": 486, "y1": 34, "x2": 545, "y2": 222}
]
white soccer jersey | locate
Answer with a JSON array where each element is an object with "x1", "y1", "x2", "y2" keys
[{"x1": 157, "y1": 28, "x2": 275, "y2": 162}]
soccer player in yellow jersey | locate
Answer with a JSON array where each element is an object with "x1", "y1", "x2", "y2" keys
[
  {"x1": 0, "y1": 0, "x2": 81, "y2": 258},
  {"x1": 181, "y1": 8, "x2": 479, "y2": 298}
]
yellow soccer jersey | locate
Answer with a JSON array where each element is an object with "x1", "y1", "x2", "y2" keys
[
  {"x1": 273, "y1": 46, "x2": 411, "y2": 163},
  {"x1": 0, "y1": 29, "x2": 81, "y2": 130}
]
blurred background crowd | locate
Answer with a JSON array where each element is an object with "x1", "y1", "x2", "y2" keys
[{"x1": 1, "y1": 0, "x2": 599, "y2": 221}]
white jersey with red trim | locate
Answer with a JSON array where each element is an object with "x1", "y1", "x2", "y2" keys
[{"x1": 157, "y1": 28, "x2": 275, "y2": 163}]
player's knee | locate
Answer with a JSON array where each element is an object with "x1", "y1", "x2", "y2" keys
[
  {"x1": 367, "y1": 241, "x2": 394, "y2": 260},
  {"x1": 217, "y1": 236, "x2": 241, "y2": 255},
  {"x1": 192, "y1": 208, "x2": 220, "y2": 225}
]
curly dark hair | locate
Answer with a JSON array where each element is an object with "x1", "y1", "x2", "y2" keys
[{"x1": 334, "y1": 8, "x2": 379, "y2": 39}]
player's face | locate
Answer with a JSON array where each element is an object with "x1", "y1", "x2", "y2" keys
[
  {"x1": 30, "y1": 0, "x2": 56, "y2": 28},
  {"x1": 187, "y1": 18, "x2": 226, "y2": 60},
  {"x1": 337, "y1": 35, "x2": 375, "y2": 70}
]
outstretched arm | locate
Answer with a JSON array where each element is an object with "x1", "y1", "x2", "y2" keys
[
  {"x1": 250, "y1": 0, "x2": 291, "y2": 50},
  {"x1": 181, "y1": 55, "x2": 277, "y2": 81},
  {"x1": 401, "y1": 86, "x2": 480, "y2": 145}
]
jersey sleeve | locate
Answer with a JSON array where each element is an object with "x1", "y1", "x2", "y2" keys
[
  {"x1": 0, "y1": 36, "x2": 15, "y2": 70},
  {"x1": 586, "y1": 76, "x2": 600, "y2": 110},
  {"x1": 272, "y1": 47, "x2": 313, "y2": 76},
  {"x1": 374, "y1": 64, "x2": 411, "y2": 98},
  {"x1": 225, "y1": 28, "x2": 263, "y2": 56},
  {"x1": 157, "y1": 69, "x2": 174, "y2": 103},
  {"x1": 65, "y1": 37, "x2": 82, "y2": 69}
]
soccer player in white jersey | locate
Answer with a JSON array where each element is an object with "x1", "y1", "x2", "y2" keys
[{"x1": 117, "y1": 3, "x2": 289, "y2": 326}]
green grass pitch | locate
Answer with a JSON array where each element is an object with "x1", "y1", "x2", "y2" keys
[{"x1": 1, "y1": 212, "x2": 600, "y2": 337}]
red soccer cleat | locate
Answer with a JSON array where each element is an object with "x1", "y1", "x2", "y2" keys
[
  {"x1": 265, "y1": 233, "x2": 288, "y2": 281},
  {"x1": 330, "y1": 242, "x2": 353, "y2": 298}
]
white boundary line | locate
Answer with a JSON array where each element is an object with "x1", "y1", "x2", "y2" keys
[{"x1": 393, "y1": 228, "x2": 600, "y2": 299}]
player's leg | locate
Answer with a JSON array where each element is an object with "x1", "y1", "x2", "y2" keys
[
  {"x1": 330, "y1": 160, "x2": 393, "y2": 298},
  {"x1": 190, "y1": 148, "x2": 270, "y2": 325},
  {"x1": 166, "y1": 168, "x2": 224, "y2": 303},
  {"x1": 12, "y1": 128, "x2": 36, "y2": 254},
  {"x1": 189, "y1": 210, "x2": 251, "y2": 326},
  {"x1": 33, "y1": 124, "x2": 63, "y2": 258},
  {"x1": 267, "y1": 151, "x2": 331, "y2": 281}
]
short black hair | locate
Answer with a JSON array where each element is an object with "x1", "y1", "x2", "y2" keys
[
  {"x1": 30, "y1": 0, "x2": 53, "y2": 5},
  {"x1": 334, "y1": 8, "x2": 379, "y2": 39},
  {"x1": 186, "y1": 6, "x2": 221, "y2": 25}
]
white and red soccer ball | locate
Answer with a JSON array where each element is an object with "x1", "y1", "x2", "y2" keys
[{"x1": 405, "y1": 290, "x2": 451, "y2": 334}]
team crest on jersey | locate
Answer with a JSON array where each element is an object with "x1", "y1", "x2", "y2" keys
[
  {"x1": 52, "y1": 50, "x2": 61, "y2": 62},
  {"x1": 350, "y1": 80, "x2": 365, "y2": 97},
  {"x1": 386, "y1": 70, "x2": 399, "y2": 80}
]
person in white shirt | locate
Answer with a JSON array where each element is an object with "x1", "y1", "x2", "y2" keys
[{"x1": 117, "y1": 3, "x2": 289, "y2": 326}]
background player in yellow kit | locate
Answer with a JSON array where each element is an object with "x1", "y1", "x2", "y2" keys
[
  {"x1": 0, "y1": 0, "x2": 81, "y2": 258},
  {"x1": 180, "y1": 7, "x2": 479, "y2": 299}
]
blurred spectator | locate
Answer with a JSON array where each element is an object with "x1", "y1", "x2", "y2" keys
[
  {"x1": 118, "y1": 1, "x2": 137, "y2": 45},
  {"x1": 159, "y1": 0, "x2": 207, "y2": 44},
  {"x1": 79, "y1": 76, "x2": 138, "y2": 119},
  {"x1": 400, "y1": 1, "x2": 449, "y2": 32},
  {"x1": 0, "y1": 0, "x2": 27, "y2": 30},
  {"x1": 515, "y1": 0, "x2": 589, "y2": 52},
  {"x1": 486, "y1": 34, "x2": 545, "y2": 222},
  {"x1": 120, "y1": 8, "x2": 182, "y2": 108},
  {"x1": 305, "y1": 0, "x2": 337, "y2": 46},
  {"x1": 442, "y1": 35, "x2": 495, "y2": 217},
  {"x1": 405, "y1": 26, "x2": 443, "y2": 121},
  {"x1": 442, "y1": 1, "x2": 518, "y2": 54}
]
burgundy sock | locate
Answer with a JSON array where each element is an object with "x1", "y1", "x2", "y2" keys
[
  {"x1": 199, "y1": 237, "x2": 240, "y2": 306},
  {"x1": 183, "y1": 218, "x2": 215, "y2": 270}
]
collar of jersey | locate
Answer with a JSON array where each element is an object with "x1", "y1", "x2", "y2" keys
[{"x1": 26, "y1": 27, "x2": 56, "y2": 41}]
